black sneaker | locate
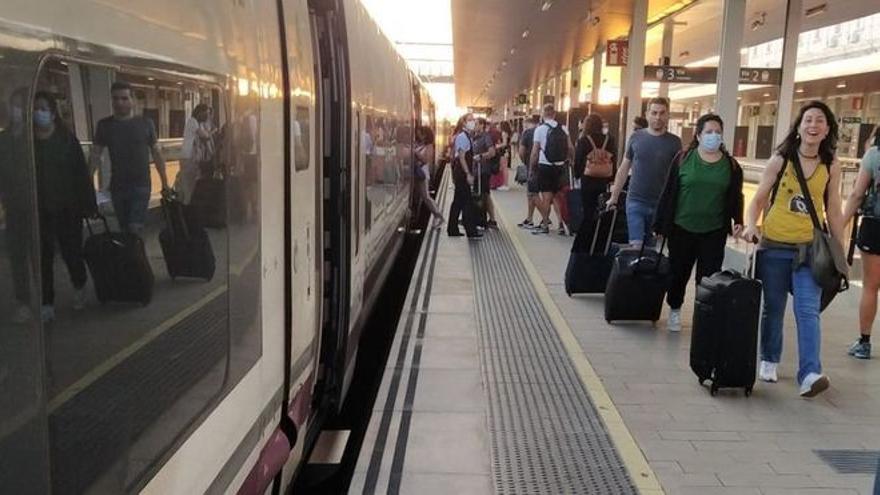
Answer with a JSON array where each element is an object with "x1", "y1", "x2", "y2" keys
[
  {"x1": 557, "y1": 224, "x2": 566, "y2": 235},
  {"x1": 487, "y1": 220, "x2": 499, "y2": 229},
  {"x1": 531, "y1": 224, "x2": 549, "y2": 235},
  {"x1": 518, "y1": 219, "x2": 534, "y2": 229}
]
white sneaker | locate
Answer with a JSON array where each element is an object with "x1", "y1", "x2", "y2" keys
[
  {"x1": 11, "y1": 305, "x2": 32, "y2": 324},
  {"x1": 73, "y1": 288, "x2": 87, "y2": 310},
  {"x1": 40, "y1": 305, "x2": 55, "y2": 323},
  {"x1": 799, "y1": 372, "x2": 830, "y2": 398},
  {"x1": 759, "y1": 361, "x2": 778, "y2": 383},
  {"x1": 667, "y1": 309, "x2": 681, "y2": 332}
]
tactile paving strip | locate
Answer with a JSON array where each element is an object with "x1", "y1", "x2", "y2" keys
[
  {"x1": 470, "y1": 226, "x2": 636, "y2": 494},
  {"x1": 815, "y1": 449, "x2": 880, "y2": 474}
]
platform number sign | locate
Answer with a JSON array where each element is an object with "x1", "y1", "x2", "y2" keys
[
  {"x1": 739, "y1": 68, "x2": 782, "y2": 85},
  {"x1": 606, "y1": 40, "x2": 628, "y2": 67}
]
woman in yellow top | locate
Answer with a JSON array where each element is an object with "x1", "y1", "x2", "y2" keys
[{"x1": 743, "y1": 101, "x2": 845, "y2": 398}]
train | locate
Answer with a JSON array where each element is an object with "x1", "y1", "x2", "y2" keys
[{"x1": 0, "y1": 0, "x2": 434, "y2": 493}]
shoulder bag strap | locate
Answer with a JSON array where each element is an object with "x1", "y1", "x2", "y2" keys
[{"x1": 789, "y1": 153, "x2": 826, "y2": 233}]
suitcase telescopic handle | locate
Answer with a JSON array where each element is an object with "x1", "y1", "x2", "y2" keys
[{"x1": 85, "y1": 214, "x2": 112, "y2": 236}]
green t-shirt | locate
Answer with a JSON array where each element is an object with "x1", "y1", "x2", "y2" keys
[{"x1": 674, "y1": 150, "x2": 731, "y2": 233}]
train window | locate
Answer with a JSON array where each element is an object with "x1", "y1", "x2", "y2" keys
[
  {"x1": 28, "y1": 56, "x2": 262, "y2": 493},
  {"x1": 0, "y1": 48, "x2": 52, "y2": 493}
]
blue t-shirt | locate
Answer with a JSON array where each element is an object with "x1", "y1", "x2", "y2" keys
[
  {"x1": 454, "y1": 131, "x2": 472, "y2": 157},
  {"x1": 625, "y1": 130, "x2": 682, "y2": 205}
]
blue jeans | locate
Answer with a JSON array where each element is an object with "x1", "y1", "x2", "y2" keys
[
  {"x1": 625, "y1": 198, "x2": 656, "y2": 245},
  {"x1": 111, "y1": 187, "x2": 151, "y2": 232},
  {"x1": 758, "y1": 248, "x2": 822, "y2": 384}
]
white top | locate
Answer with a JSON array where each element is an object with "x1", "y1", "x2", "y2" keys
[
  {"x1": 532, "y1": 119, "x2": 569, "y2": 166},
  {"x1": 181, "y1": 117, "x2": 200, "y2": 160}
]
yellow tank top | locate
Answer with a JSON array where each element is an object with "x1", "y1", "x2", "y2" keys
[{"x1": 763, "y1": 160, "x2": 828, "y2": 244}]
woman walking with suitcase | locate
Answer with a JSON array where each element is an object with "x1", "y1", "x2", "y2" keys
[
  {"x1": 653, "y1": 114, "x2": 744, "y2": 333},
  {"x1": 841, "y1": 129, "x2": 880, "y2": 359},
  {"x1": 742, "y1": 101, "x2": 845, "y2": 397}
]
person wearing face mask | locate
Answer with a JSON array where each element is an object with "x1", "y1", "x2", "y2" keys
[
  {"x1": 0, "y1": 88, "x2": 34, "y2": 323},
  {"x1": 32, "y1": 91, "x2": 98, "y2": 322},
  {"x1": 653, "y1": 114, "x2": 744, "y2": 333},
  {"x1": 447, "y1": 113, "x2": 481, "y2": 238},
  {"x1": 742, "y1": 101, "x2": 845, "y2": 398}
]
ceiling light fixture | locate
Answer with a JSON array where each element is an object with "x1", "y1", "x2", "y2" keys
[
  {"x1": 805, "y1": 3, "x2": 827, "y2": 18},
  {"x1": 522, "y1": 29, "x2": 530, "y2": 39},
  {"x1": 796, "y1": 87, "x2": 804, "y2": 93},
  {"x1": 510, "y1": 48, "x2": 516, "y2": 55},
  {"x1": 750, "y1": 12, "x2": 767, "y2": 31},
  {"x1": 763, "y1": 93, "x2": 771, "y2": 97},
  {"x1": 541, "y1": 1, "x2": 553, "y2": 12},
  {"x1": 679, "y1": 50, "x2": 690, "y2": 58},
  {"x1": 836, "y1": 81, "x2": 847, "y2": 88}
]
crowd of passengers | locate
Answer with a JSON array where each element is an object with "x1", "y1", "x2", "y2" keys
[
  {"x1": 445, "y1": 97, "x2": 880, "y2": 398},
  {"x1": 0, "y1": 81, "x2": 241, "y2": 324}
]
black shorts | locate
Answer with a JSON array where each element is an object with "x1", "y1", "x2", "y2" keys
[
  {"x1": 527, "y1": 174, "x2": 540, "y2": 195},
  {"x1": 857, "y1": 216, "x2": 880, "y2": 254},
  {"x1": 536, "y1": 166, "x2": 563, "y2": 193}
]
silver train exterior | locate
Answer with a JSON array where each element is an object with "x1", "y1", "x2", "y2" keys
[{"x1": 0, "y1": 0, "x2": 435, "y2": 493}]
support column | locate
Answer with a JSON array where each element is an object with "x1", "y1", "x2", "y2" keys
[
  {"x1": 658, "y1": 19, "x2": 675, "y2": 98},
  {"x1": 624, "y1": 0, "x2": 648, "y2": 140},
  {"x1": 716, "y1": 0, "x2": 747, "y2": 149},
  {"x1": 775, "y1": 0, "x2": 803, "y2": 146},
  {"x1": 591, "y1": 45, "x2": 603, "y2": 104}
]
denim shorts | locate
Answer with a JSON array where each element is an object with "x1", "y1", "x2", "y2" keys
[
  {"x1": 625, "y1": 198, "x2": 657, "y2": 244},
  {"x1": 112, "y1": 186, "x2": 151, "y2": 229}
]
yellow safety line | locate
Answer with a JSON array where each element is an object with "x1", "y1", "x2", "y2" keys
[
  {"x1": 496, "y1": 207, "x2": 665, "y2": 495},
  {"x1": 48, "y1": 284, "x2": 228, "y2": 413}
]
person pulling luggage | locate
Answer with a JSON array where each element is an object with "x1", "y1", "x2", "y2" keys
[
  {"x1": 742, "y1": 101, "x2": 846, "y2": 398},
  {"x1": 653, "y1": 114, "x2": 744, "y2": 332}
]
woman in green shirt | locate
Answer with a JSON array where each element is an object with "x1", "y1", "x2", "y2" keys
[{"x1": 653, "y1": 114, "x2": 744, "y2": 332}]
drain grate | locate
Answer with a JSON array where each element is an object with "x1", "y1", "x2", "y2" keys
[
  {"x1": 471, "y1": 227, "x2": 636, "y2": 494},
  {"x1": 815, "y1": 449, "x2": 880, "y2": 474}
]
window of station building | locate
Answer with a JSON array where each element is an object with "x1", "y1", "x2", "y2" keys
[{"x1": 23, "y1": 56, "x2": 262, "y2": 494}]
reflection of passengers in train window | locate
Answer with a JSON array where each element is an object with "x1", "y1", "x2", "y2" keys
[
  {"x1": 0, "y1": 88, "x2": 34, "y2": 323},
  {"x1": 178, "y1": 103, "x2": 215, "y2": 204},
  {"x1": 32, "y1": 91, "x2": 97, "y2": 323},
  {"x1": 90, "y1": 81, "x2": 169, "y2": 234}
]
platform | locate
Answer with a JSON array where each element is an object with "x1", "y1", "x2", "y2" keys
[{"x1": 352, "y1": 167, "x2": 880, "y2": 495}]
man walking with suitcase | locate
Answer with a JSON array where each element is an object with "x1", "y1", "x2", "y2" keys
[
  {"x1": 606, "y1": 97, "x2": 682, "y2": 247},
  {"x1": 91, "y1": 81, "x2": 171, "y2": 234}
]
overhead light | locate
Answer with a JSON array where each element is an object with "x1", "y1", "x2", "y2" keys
[
  {"x1": 796, "y1": 87, "x2": 804, "y2": 93},
  {"x1": 763, "y1": 93, "x2": 771, "y2": 97},
  {"x1": 679, "y1": 50, "x2": 690, "y2": 59},
  {"x1": 148, "y1": 77, "x2": 155, "y2": 81},
  {"x1": 836, "y1": 82, "x2": 847, "y2": 89},
  {"x1": 510, "y1": 48, "x2": 516, "y2": 55},
  {"x1": 750, "y1": 12, "x2": 767, "y2": 31},
  {"x1": 522, "y1": 29, "x2": 530, "y2": 39},
  {"x1": 541, "y1": 1, "x2": 552, "y2": 12},
  {"x1": 502, "y1": 60, "x2": 508, "y2": 66},
  {"x1": 805, "y1": 3, "x2": 827, "y2": 18}
]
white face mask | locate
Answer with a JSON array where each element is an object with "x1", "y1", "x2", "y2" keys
[{"x1": 465, "y1": 120, "x2": 476, "y2": 132}]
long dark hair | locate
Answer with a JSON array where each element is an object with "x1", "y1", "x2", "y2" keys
[
  {"x1": 417, "y1": 125, "x2": 435, "y2": 146},
  {"x1": 580, "y1": 113, "x2": 603, "y2": 139},
  {"x1": 687, "y1": 113, "x2": 726, "y2": 153},
  {"x1": 775, "y1": 100, "x2": 838, "y2": 165}
]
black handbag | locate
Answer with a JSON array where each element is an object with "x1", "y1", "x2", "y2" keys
[{"x1": 790, "y1": 154, "x2": 849, "y2": 310}]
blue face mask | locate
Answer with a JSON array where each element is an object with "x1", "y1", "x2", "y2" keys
[
  {"x1": 700, "y1": 132, "x2": 722, "y2": 152},
  {"x1": 34, "y1": 109, "x2": 53, "y2": 128}
]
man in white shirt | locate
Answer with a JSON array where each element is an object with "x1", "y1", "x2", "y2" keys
[{"x1": 529, "y1": 104, "x2": 574, "y2": 234}]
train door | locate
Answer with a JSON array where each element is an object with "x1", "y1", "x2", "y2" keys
[
  {"x1": 280, "y1": 0, "x2": 323, "y2": 447},
  {"x1": 309, "y1": 0, "x2": 352, "y2": 412}
]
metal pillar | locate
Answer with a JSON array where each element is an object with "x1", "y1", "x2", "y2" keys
[
  {"x1": 716, "y1": 0, "x2": 746, "y2": 149},
  {"x1": 775, "y1": 0, "x2": 803, "y2": 146},
  {"x1": 624, "y1": 0, "x2": 648, "y2": 140},
  {"x1": 592, "y1": 46, "x2": 603, "y2": 104},
  {"x1": 659, "y1": 19, "x2": 675, "y2": 98}
]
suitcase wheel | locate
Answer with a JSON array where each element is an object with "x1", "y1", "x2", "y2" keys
[
  {"x1": 744, "y1": 386, "x2": 753, "y2": 397},
  {"x1": 710, "y1": 383, "x2": 719, "y2": 396}
]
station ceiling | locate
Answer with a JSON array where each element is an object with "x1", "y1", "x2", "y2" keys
[{"x1": 452, "y1": 0, "x2": 880, "y2": 109}]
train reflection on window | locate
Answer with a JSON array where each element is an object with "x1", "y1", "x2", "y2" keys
[{"x1": 0, "y1": 56, "x2": 263, "y2": 493}]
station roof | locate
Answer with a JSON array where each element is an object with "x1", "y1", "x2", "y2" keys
[{"x1": 452, "y1": 0, "x2": 880, "y2": 109}]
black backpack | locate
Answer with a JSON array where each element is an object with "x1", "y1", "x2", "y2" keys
[{"x1": 542, "y1": 123, "x2": 567, "y2": 164}]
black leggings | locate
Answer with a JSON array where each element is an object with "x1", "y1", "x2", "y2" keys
[
  {"x1": 40, "y1": 209, "x2": 87, "y2": 305},
  {"x1": 666, "y1": 224, "x2": 727, "y2": 310}
]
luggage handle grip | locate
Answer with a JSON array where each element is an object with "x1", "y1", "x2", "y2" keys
[
  {"x1": 589, "y1": 208, "x2": 618, "y2": 256},
  {"x1": 85, "y1": 214, "x2": 112, "y2": 236},
  {"x1": 633, "y1": 227, "x2": 667, "y2": 274}
]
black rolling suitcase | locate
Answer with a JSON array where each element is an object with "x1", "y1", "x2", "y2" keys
[
  {"x1": 159, "y1": 197, "x2": 216, "y2": 281},
  {"x1": 84, "y1": 215, "x2": 154, "y2": 305},
  {"x1": 598, "y1": 190, "x2": 629, "y2": 244},
  {"x1": 604, "y1": 238, "x2": 671, "y2": 323},
  {"x1": 565, "y1": 208, "x2": 619, "y2": 295},
  {"x1": 191, "y1": 176, "x2": 227, "y2": 229},
  {"x1": 691, "y1": 249, "x2": 761, "y2": 396}
]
